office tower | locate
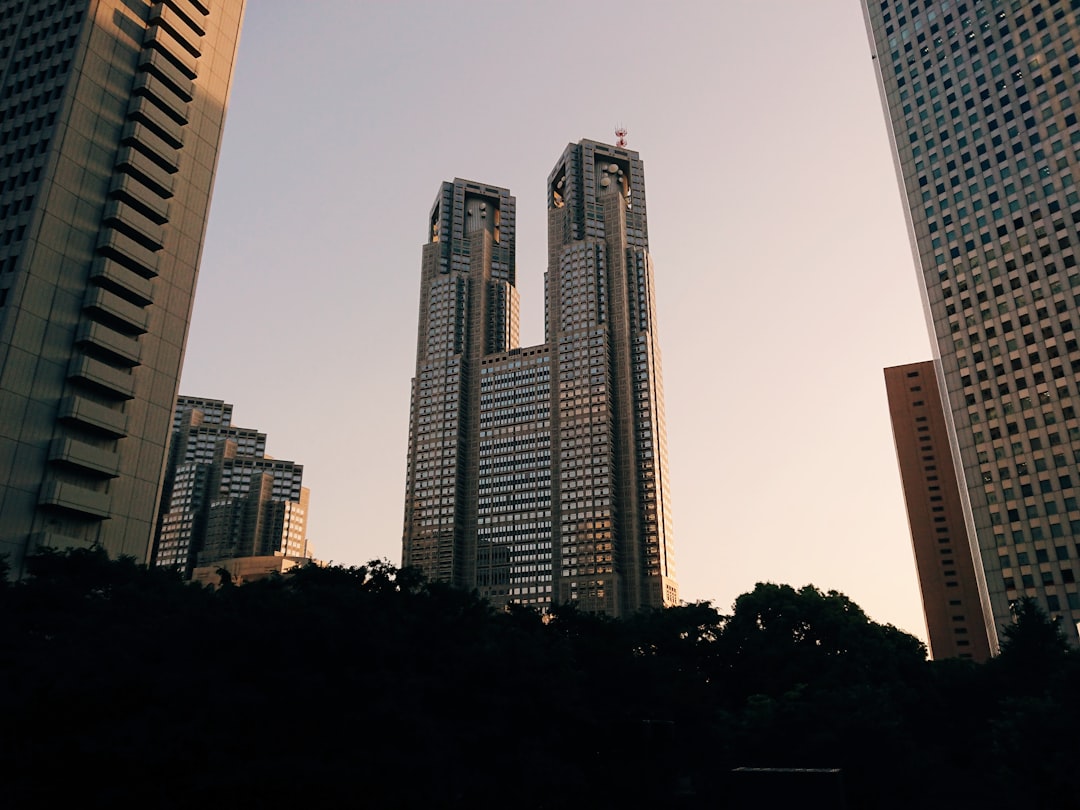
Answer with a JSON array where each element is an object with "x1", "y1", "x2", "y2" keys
[
  {"x1": 0, "y1": 0, "x2": 246, "y2": 577},
  {"x1": 402, "y1": 139, "x2": 677, "y2": 616},
  {"x1": 886, "y1": 361, "x2": 993, "y2": 660},
  {"x1": 865, "y1": 0, "x2": 1080, "y2": 646},
  {"x1": 153, "y1": 395, "x2": 309, "y2": 578}
]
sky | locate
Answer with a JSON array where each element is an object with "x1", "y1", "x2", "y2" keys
[{"x1": 179, "y1": 1, "x2": 936, "y2": 639}]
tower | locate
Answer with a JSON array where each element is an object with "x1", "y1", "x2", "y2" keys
[
  {"x1": 865, "y1": 0, "x2": 1080, "y2": 646},
  {"x1": 402, "y1": 139, "x2": 677, "y2": 615},
  {"x1": 886, "y1": 361, "x2": 993, "y2": 661},
  {"x1": 153, "y1": 395, "x2": 309, "y2": 578},
  {"x1": 0, "y1": 0, "x2": 246, "y2": 576}
]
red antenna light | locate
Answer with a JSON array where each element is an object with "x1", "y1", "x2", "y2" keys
[{"x1": 615, "y1": 126, "x2": 628, "y2": 148}]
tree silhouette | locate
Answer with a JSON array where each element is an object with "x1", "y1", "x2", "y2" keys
[
  {"x1": 2, "y1": 549, "x2": 1075, "y2": 809},
  {"x1": 997, "y1": 596, "x2": 1070, "y2": 667}
]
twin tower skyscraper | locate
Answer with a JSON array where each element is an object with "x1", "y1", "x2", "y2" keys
[{"x1": 402, "y1": 139, "x2": 678, "y2": 615}]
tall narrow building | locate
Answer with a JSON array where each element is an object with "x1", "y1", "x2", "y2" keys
[
  {"x1": 403, "y1": 139, "x2": 677, "y2": 615},
  {"x1": 865, "y1": 0, "x2": 1080, "y2": 646},
  {"x1": 0, "y1": 0, "x2": 246, "y2": 576},
  {"x1": 886, "y1": 361, "x2": 993, "y2": 661}
]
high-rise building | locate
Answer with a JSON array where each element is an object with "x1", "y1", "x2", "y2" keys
[
  {"x1": 402, "y1": 139, "x2": 677, "y2": 616},
  {"x1": 0, "y1": 0, "x2": 246, "y2": 577},
  {"x1": 153, "y1": 395, "x2": 309, "y2": 578},
  {"x1": 865, "y1": 0, "x2": 1080, "y2": 646},
  {"x1": 886, "y1": 361, "x2": 993, "y2": 661}
]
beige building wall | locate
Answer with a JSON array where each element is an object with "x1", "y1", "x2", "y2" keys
[{"x1": 0, "y1": 0, "x2": 246, "y2": 576}]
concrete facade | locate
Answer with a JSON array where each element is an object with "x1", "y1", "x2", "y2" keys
[
  {"x1": 0, "y1": 0, "x2": 246, "y2": 575},
  {"x1": 402, "y1": 140, "x2": 677, "y2": 616},
  {"x1": 865, "y1": 0, "x2": 1080, "y2": 646},
  {"x1": 886, "y1": 361, "x2": 993, "y2": 661},
  {"x1": 152, "y1": 395, "x2": 309, "y2": 577}
]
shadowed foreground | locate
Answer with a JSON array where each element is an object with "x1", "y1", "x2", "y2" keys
[{"x1": 1, "y1": 549, "x2": 1077, "y2": 808}]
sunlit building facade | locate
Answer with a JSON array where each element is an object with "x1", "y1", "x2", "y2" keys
[
  {"x1": 153, "y1": 396, "x2": 309, "y2": 577},
  {"x1": 865, "y1": 0, "x2": 1080, "y2": 646},
  {"x1": 0, "y1": 0, "x2": 246, "y2": 576},
  {"x1": 402, "y1": 139, "x2": 677, "y2": 615}
]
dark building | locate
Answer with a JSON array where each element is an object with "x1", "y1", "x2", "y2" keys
[
  {"x1": 886, "y1": 361, "x2": 993, "y2": 661},
  {"x1": 402, "y1": 139, "x2": 677, "y2": 615},
  {"x1": 0, "y1": 0, "x2": 246, "y2": 576}
]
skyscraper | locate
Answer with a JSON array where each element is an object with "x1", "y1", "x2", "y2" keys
[
  {"x1": 886, "y1": 361, "x2": 993, "y2": 661},
  {"x1": 0, "y1": 0, "x2": 245, "y2": 576},
  {"x1": 153, "y1": 395, "x2": 309, "y2": 578},
  {"x1": 402, "y1": 139, "x2": 677, "y2": 616},
  {"x1": 865, "y1": 0, "x2": 1080, "y2": 646}
]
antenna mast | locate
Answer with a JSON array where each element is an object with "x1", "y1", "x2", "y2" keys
[{"x1": 615, "y1": 126, "x2": 628, "y2": 148}]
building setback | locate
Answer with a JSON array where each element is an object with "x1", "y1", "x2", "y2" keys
[
  {"x1": 865, "y1": 0, "x2": 1080, "y2": 646},
  {"x1": 153, "y1": 395, "x2": 309, "y2": 578},
  {"x1": 402, "y1": 139, "x2": 677, "y2": 616},
  {"x1": 0, "y1": 0, "x2": 246, "y2": 576},
  {"x1": 886, "y1": 361, "x2": 993, "y2": 661}
]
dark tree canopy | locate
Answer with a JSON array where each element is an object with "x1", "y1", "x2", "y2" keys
[
  {"x1": 719, "y1": 583, "x2": 927, "y2": 696},
  {"x1": 1, "y1": 549, "x2": 1078, "y2": 809},
  {"x1": 997, "y1": 595, "x2": 1071, "y2": 666}
]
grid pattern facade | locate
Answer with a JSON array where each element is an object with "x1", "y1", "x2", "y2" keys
[
  {"x1": 477, "y1": 349, "x2": 553, "y2": 607},
  {"x1": 403, "y1": 140, "x2": 677, "y2": 616},
  {"x1": 152, "y1": 396, "x2": 308, "y2": 577},
  {"x1": 0, "y1": 0, "x2": 245, "y2": 576},
  {"x1": 865, "y1": 0, "x2": 1080, "y2": 645}
]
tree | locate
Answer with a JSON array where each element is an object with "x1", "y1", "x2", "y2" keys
[
  {"x1": 997, "y1": 596, "x2": 1070, "y2": 667},
  {"x1": 718, "y1": 583, "x2": 926, "y2": 700}
]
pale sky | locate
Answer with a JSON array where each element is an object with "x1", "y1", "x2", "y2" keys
[{"x1": 179, "y1": 1, "x2": 936, "y2": 638}]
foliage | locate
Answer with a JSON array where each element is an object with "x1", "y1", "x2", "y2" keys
[
  {"x1": 1, "y1": 550, "x2": 1077, "y2": 808},
  {"x1": 997, "y1": 595, "x2": 1071, "y2": 668}
]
